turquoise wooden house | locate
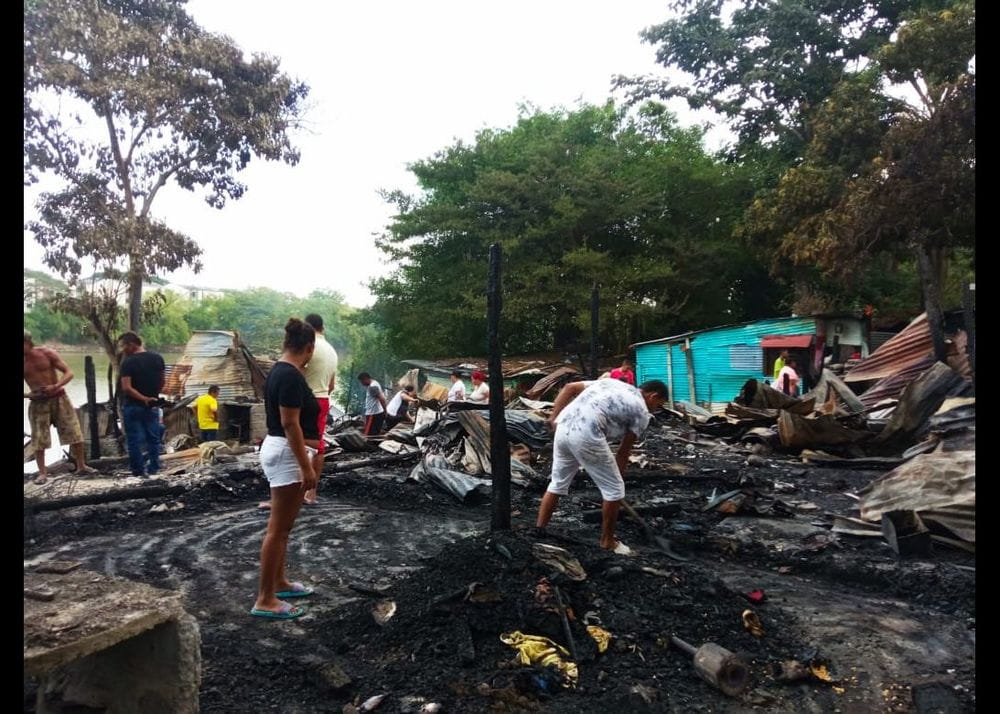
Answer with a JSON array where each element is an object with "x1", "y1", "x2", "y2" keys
[{"x1": 631, "y1": 315, "x2": 869, "y2": 414}]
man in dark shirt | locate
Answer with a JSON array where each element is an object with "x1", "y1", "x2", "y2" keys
[{"x1": 118, "y1": 331, "x2": 166, "y2": 477}]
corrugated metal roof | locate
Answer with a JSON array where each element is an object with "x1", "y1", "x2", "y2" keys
[
  {"x1": 857, "y1": 356, "x2": 936, "y2": 408},
  {"x1": 183, "y1": 330, "x2": 238, "y2": 357},
  {"x1": 845, "y1": 314, "x2": 972, "y2": 384},
  {"x1": 172, "y1": 330, "x2": 264, "y2": 401},
  {"x1": 401, "y1": 352, "x2": 620, "y2": 379},
  {"x1": 844, "y1": 314, "x2": 932, "y2": 383},
  {"x1": 869, "y1": 331, "x2": 899, "y2": 352},
  {"x1": 760, "y1": 334, "x2": 814, "y2": 349},
  {"x1": 630, "y1": 313, "x2": 859, "y2": 348},
  {"x1": 162, "y1": 364, "x2": 192, "y2": 397}
]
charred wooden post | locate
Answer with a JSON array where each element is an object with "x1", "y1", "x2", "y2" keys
[
  {"x1": 590, "y1": 284, "x2": 599, "y2": 379},
  {"x1": 964, "y1": 282, "x2": 975, "y2": 393},
  {"x1": 107, "y1": 362, "x2": 124, "y2": 453},
  {"x1": 85, "y1": 356, "x2": 100, "y2": 460},
  {"x1": 917, "y1": 247, "x2": 949, "y2": 362},
  {"x1": 487, "y1": 243, "x2": 511, "y2": 531}
]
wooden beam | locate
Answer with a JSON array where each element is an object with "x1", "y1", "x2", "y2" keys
[
  {"x1": 487, "y1": 243, "x2": 511, "y2": 531},
  {"x1": 85, "y1": 356, "x2": 101, "y2": 460},
  {"x1": 684, "y1": 338, "x2": 696, "y2": 405},
  {"x1": 590, "y1": 283, "x2": 599, "y2": 379}
]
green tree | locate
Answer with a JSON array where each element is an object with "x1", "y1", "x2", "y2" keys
[
  {"x1": 24, "y1": 302, "x2": 90, "y2": 344},
  {"x1": 616, "y1": 0, "x2": 934, "y2": 159},
  {"x1": 629, "y1": 0, "x2": 974, "y2": 335},
  {"x1": 140, "y1": 292, "x2": 192, "y2": 349},
  {"x1": 739, "y1": 2, "x2": 973, "y2": 345},
  {"x1": 372, "y1": 102, "x2": 772, "y2": 358},
  {"x1": 25, "y1": 0, "x2": 309, "y2": 357}
]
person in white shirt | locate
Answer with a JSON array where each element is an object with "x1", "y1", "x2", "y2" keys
[
  {"x1": 468, "y1": 370, "x2": 490, "y2": 404},
  {"x1": 302, "y1": 313, "x2": 338, "y2": 505},
  {"x1": 385, "y1": 385, "x2": 417, "y2": 429},
  {"x1": 774, "y1": 357, "x2": 801, "y2": 396},
  {"x1": 536, "y1": 378, "x2": 668, "y2": 553},
  {"x1": 447, "y1": 370, "x2": 467, "y2": 402},
  {"x1": 358, "y1": 372, "x2": 387, "y2": 435}
]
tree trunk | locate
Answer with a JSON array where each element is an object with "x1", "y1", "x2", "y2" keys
[
  {"x1": 916, "y1": 245, "x2": 948, "y2": 362},
  {"x1": 128, "y1": 267, "x2": 142, "y2": 332}
]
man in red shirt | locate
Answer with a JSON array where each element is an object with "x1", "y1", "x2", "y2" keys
[{"x1": 609, "y1": 358, "x2": 636, "y2": 386}]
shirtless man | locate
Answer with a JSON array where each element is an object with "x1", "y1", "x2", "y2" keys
[{"x1": 23, "y1": 330, "x2": 96, "y2": 483}]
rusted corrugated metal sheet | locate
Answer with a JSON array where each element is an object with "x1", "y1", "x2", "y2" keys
[
  {"x1": 859, "y1": 451, "x2": 975, "y2": 543},
  {"x1": 844, "y1": 314, "x2": 933, "y2": 383},
  {"x1": 403, "y1": 352, "x2": 620, "y2": 379},
  {"x1": 173, "y1": 331, "x2": 264, "y2": 401},
  {"x1": 162, "y1": 364, "x2": 193, "y2": 397},
  {"x1": 857, "y1": 356, "x2": 936, "y2": 408}
]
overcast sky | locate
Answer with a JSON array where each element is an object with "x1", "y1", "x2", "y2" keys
[{"x1": 24, "y1": 1, "x2": 727, "y2": 307}]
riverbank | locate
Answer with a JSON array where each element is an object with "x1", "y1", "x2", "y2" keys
[{"x1": 30, "y1": 342, "x2": 186, "y2": 354}]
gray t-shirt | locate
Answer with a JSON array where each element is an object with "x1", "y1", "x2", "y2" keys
[
  {"x1": 364, "y1": 379, "x2": 385, "y2": 416},
  {"x1": 555, "y1": 379, "x2": 651, "y2": 442}
]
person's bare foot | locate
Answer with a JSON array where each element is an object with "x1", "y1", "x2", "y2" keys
[
  {"x1": 34, "y1": 474, "x2": 48, "y2": 485},
  {"x1": 75, "y1": 465, "x2": 98, "y2": 476},
  {"x1": 257, "y1": 501, "x2": 271, "y2": 510},
  {"x1": 601, "y1": 540, "x2": 633, "y2": 556}
]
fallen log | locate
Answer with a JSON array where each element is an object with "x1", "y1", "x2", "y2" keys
[
  {"x1": 321, "y1": 451, "x2": 421, "y2": 475},
  {"x1": 582, "y1": 503, "x2": 682, "y2": 523},
  {"x1": 26, "y1": 484, "x2": 188, "y2": 513},
  {"x1": 624, "y1": 469, "x2": 725, "y2": 483}
]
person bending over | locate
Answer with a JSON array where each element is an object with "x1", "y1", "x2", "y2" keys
[
  {"x1": 384, "y1": 384, "x2": 417, "y2": 430},
  {"x1": 536, "y1": 378, "x2": 667, "y2": 553}
]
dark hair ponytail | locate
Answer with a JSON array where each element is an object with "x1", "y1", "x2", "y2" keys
[{"x1": 283, "y1": 317, "x2": 316, "y2": 352}]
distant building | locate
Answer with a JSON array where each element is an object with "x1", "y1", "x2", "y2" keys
[
  {"x1": 176, "y1": 285, "x2": 226, "y2": 301},
  {"x1": 73, "y1": 273, "x2": 225, "y2": 304},
  {"x1": 23, "y1": 272, "x2": 68, "y2": 312}
]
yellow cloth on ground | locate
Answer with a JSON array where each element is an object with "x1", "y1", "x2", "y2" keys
[{"x1": 195, "y1": 394, "x2": 219, "y2": 430}]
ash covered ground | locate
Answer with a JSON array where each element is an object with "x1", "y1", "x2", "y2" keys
[{"x1": 24, "y1": 421, "x2": 975, "y2": 713}]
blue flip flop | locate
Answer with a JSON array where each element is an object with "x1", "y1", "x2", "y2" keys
[
  {"x1": 275, "y1": 581, "x2": 314, "y2": 598},
  {"x1": 250, "y1": 601, "x2": 305, "y2": 620}
]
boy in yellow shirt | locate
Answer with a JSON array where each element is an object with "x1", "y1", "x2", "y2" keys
[{"x1": 194, "y1": 385, "x2": 220, "y2": 442}]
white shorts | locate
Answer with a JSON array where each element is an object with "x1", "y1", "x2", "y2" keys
[
  {"x1": 546, "y1": 430, "x2": 625, "y2": 502},
  {"x1": 260, "y1": 435, "x2": 317, "y2": 489}
]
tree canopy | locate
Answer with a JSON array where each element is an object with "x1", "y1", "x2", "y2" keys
[
  {"x1": 371, "y1": 102, "x2": 779, "y2": 358},
  {"x1": 624, "y1": 0, "x2": 974, "y2": 327},
  {"x1": 24, "y1": 0, "x2": 308, "y2": 359}
]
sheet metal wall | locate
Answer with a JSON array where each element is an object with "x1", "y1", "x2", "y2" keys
[{"x1": 636, "y1": 317, "x2": 817, "y2": 413}]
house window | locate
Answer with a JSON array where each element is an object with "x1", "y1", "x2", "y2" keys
[{"x1": 729, "y1": 345, "x2": 762, "y2": 371}]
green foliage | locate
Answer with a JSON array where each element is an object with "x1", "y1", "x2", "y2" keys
[
  {"x1": 24, "y1": 0, "x2": 309, "y2": 332},
  {"x1": 336, "y1": 312, "x2": 397, "y2": 415},
  {"x1": 634, "y1": 0, "x2": 974, "y2": 318},
  {"x1": 139, "y1": 292, "x2": 192, "y2": 349},
  {"x1": 371, "y1": 102, "x2": 776, "y2": 358},
  {"x1": 24, "y1": 302, "x2": 90, "y2": 344},
  {"x1": 616, "y1": 0, "x2": 928, "y2": 158}
]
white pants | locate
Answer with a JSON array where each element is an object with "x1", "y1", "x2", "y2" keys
[
  {"x1": 260, "y1": 435, "x2": 317, "y2": 489},
  {"x1": 546, "y1": 430, "x2": 625, "y2": 502}
]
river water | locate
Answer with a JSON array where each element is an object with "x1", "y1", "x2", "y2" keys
[{"x1": 24, "y1": 350, "x2": 183, "y2": 472}]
